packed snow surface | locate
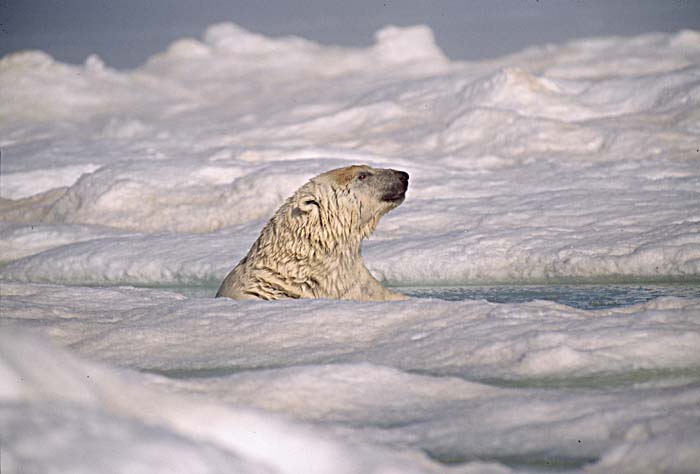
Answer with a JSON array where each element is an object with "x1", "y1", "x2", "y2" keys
[{"x1": 1, "y1": 23, "x2": 700, "y2": 473}]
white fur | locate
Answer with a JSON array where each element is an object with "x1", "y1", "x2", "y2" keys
[{"x1": 217, "y1": 165, "x2": 408, "y2": 301}]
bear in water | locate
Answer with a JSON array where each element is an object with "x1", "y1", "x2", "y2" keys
[{"x1": 216, "y1": 165, "x2": 409, "y2": 301}]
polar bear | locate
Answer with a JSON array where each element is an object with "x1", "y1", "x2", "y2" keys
[{"x1": 216, "y1": 165, "x2": 409, "y2": 301}]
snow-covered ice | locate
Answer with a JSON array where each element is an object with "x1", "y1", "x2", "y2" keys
[
  {"x1": 2, "y1": 284, "x2": 699, "y2": 473},
  {"x1": 1, "y1": 22, "x2": 700, "y2": 473}
]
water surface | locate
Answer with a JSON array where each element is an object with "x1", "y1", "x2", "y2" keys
[
  {"x1": 177, "y1": 283, "x2": 700, "y2": 310},
  {"x1": 401, "y1": 283, "x2": 700, "y2": 310}
]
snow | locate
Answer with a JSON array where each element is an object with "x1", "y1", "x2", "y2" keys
[
  {"x1": 2, "y1": 284, "x2": 699, "y2": 473},
  {"x1": 1, "y1": 22, "x2": 700, "y2": 473}
]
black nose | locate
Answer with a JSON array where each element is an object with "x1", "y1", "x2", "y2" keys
[{"x1": 395, "y1": 170, "x2": 409, "y2": 185}]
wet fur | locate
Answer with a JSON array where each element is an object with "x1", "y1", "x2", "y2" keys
[{"x1": 216, "y1": 165, "x2": 409, "y2": 301}]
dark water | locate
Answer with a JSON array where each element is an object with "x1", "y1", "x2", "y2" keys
[
  {"x1": 178, "y1": 283, "x2": 699, "y2": 310},
  {"x1": 401, "y1": 284, "x2": 700, "y2": 310}
]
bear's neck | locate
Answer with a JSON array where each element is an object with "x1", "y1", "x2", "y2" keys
[{"x1": 249, "y1": 214, "x2": 369, "y2": 299}]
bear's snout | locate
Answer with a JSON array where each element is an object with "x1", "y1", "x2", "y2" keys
[
  {"x1": 382, "y1": 169, "x2": 409, "y2": 202},
  {"x1": 396, "y1": 170, "x2": 409, "y2": 184}
]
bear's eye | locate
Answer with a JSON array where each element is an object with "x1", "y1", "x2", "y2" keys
[{"x1": 357, "y1": 172, "x2": 368, "y2": 181}]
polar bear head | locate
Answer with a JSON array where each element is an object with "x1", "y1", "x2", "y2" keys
[{"x1": 289, "y1": 164, "x2": 409, "y2": 243}]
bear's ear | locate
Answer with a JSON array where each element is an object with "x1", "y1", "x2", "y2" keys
[{"x1": 291, "y1": 194, "x2": 320, "y2": 217}]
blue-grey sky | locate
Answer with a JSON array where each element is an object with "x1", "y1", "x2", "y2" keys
[{"x1": 2, "y1": 0, "x2": 699, "y2": 69}]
